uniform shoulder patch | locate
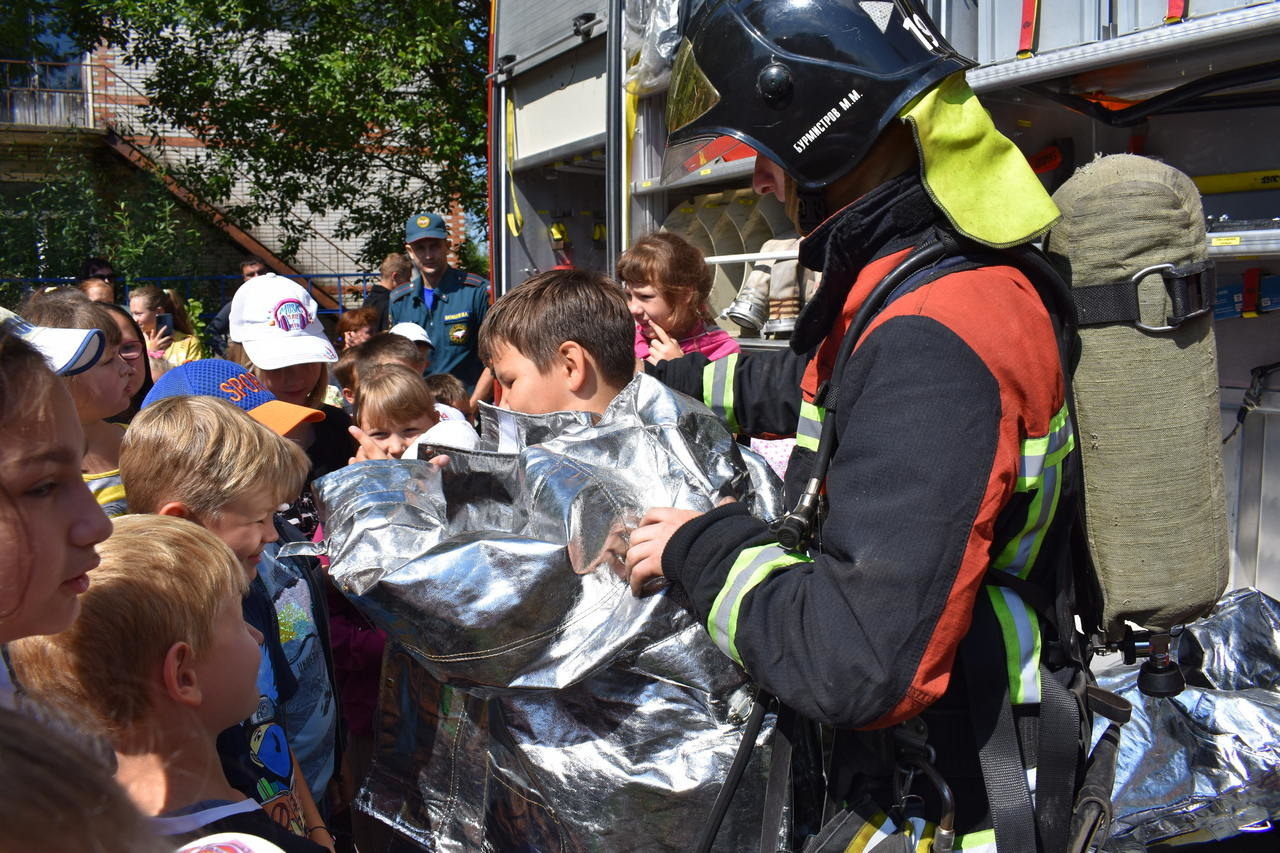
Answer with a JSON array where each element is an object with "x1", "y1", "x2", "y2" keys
[
  {"x1": 463, "y1": 272, "x2": 489, "y2": 288},
  {"x1": 390, "y1": 283, "x2": 414, "y2": 300}
]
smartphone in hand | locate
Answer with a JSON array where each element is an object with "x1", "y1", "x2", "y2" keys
[{"x1": 157, "y1": 312, "x2": 175, "y2": 337}]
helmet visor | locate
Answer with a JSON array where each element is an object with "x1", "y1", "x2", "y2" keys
[
  {"x1": 661, "y1": 133, "x2": 756, "y2": 185},
  {"x1": 667, "y1": 37, "x2": 720, "y2": 136}
]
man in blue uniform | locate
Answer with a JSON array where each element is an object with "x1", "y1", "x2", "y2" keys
[{"x1": 390, "y1": 212, "x2": 491, "y2": 391}]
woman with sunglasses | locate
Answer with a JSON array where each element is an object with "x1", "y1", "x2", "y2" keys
[{"x1": 22, "y1": 292, "x2": 137, "y2": 518}]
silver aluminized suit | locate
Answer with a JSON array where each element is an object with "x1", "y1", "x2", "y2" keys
[{"x1": 295, "y1": 373, "x2": 784, "y2": 851}]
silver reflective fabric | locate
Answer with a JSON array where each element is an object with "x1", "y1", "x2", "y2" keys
[
  {"x1": 311, "y1": 374, "x2": 783, "y2": 852},
  {"x1": 1095, "y1": 588, "x2": 1280, "y2": 850}
]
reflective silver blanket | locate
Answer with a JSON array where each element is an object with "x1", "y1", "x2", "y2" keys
[
  {"x1": 1095, "y1": 588, "x2": 1280, "y2": 850},
  {"x1": 307, "y1": 374, "x2": 783, "y2": 852}
]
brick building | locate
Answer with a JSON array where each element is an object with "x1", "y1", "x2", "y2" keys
[{"x1": 3, "y1": 43, "x2": 467, "y2": 294}]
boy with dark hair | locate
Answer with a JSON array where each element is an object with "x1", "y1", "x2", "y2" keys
[
  {"x1": 324, "y1": 267, "x2": 782, "y2": 851},
  {"x1": 359, "y1": 331, "x2": 427, "y2": 376},
  {"x1": 336, "y1": 332, "x2": 430, "y2": 413},
  {"x1": 477, "y1": 269, "x2": 635, "y2": 415},
  {"x1": 206, "y1": 256, "x2": 271, "y2": 356},
  {"x1": 240, "y1": 256, "x2": 268, "y2": 278}
]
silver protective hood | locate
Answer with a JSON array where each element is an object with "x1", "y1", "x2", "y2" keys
[
  {"x1": 1095, "y1": 588, "x2": 1280, "y2": 849},
  {"x1": 304, "y1": 374, "x2": 784, "y2": 851}
]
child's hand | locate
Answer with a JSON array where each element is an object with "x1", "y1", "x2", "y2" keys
[
  {"x1": 624, "y1": 506, "x2": 705, "y2": 595},
  {"x1": 347, "y1": 425, "x2": 450, "y2": 470},
  {"x1": 644, "y1": 323, "x2": 684, "y2": 364},
  {"x1": 348, "y1": 425, "x2": 393, "y2": 463}
]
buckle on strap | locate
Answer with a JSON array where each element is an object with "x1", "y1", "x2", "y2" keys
[{"x1": 1072, "y1": 261, "x2": 1215, "y2": 331}]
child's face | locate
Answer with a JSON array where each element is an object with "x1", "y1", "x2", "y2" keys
[
  {"x1": 259, "y1": 362, "x2": 323, "y2": 406},
  {"x1": 359, "y1": 412, "x2": 438, "y2": 459},
  {"x1": 0, "y1": 385, "x2": 112, "y2": 643},
  {"x1": 68, "y1": 342, "x2": 136, "y2": 422},
  {"x1": 193, "y1": 591, "x2": 265, "y2": 730},
  {"x1": 489, "y1": 342, "x2": 576, "y2": 415},
  {"x1": 202, "y1": 492, "x2": 282, "y2": 581},
  {"x1": 344, "y1": 325, "x2": 375, "y2": 349},
  {"x1": 625, "y1": 282, "x2": 687, "y2": 340}
]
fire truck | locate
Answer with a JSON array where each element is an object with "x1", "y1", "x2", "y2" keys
[{"x1": 487, "y1": 2, "x2": 1280, "y2": 845}]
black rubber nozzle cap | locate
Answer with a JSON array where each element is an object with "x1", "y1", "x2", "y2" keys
[{"x1": 1137, "y1": 661, "x2": 1186, "y2": 698}]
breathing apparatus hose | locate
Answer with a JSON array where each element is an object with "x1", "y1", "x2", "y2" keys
[
  {"x1": 694, "y1": 690, "x2": 773, "y2": 853},
  {"x1": 1223, "y1": 359, "x2": 1280, "y2": 445},
  {"x1": 775, "y1": 235, "x2": 956, "y2": 551}
]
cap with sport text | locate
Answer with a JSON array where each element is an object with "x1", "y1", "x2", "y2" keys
[
  {"x1": 141, "y1": 358, "x2": 325, "y2": 436},
  {"x1": 0, "y1": 306, "x2": 104, "y2": 375},
  {"x1": 405, "y1": 212, "x2": 449, "y2": 243}
]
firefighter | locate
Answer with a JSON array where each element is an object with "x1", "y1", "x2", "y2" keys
[{"x1": 624, "y1": 2, "x2": 1094, "y2": 850}]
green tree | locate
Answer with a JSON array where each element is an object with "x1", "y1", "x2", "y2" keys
[
  {"x1": 95, "y1": 0, "x2": 489, "y2": 267},
  {"x1": 0, "y1": 145, "x2": 211, "y2": 289},
  {"x1": 1, "y1": 1, "x2": 105, "y2": 63}
]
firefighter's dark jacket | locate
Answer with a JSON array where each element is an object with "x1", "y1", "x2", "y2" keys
[{"x1": 651, "y1": 172, "x2": 1081, "y2": 745}]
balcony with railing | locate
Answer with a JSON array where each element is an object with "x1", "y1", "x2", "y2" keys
[
  {"x1": 2, "y1": 56, "x2": 365, "y2": 276},
  {"x1": 1, "y1": 59, "x2": 95, "y2": 129}
]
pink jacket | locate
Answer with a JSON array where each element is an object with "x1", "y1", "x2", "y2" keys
[{"x1": 634, "y1": 322, "x2": 740, "y2": 362}]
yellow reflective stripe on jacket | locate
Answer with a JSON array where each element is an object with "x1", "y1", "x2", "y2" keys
[
  {"x1": 954, "y1": 828, "x2": 997, "y2": 851},
  {"x1": 993, "y1": 403, "x2": 1075, "y2": 579},
  {"x1": 796, "y1": 399, "x2": 825, "y2": 451},
  {"x1": 701, "y1": 353, "x2": 739, "y2": 433},
  {"x1": 708, "y1": 543, "x2": 811, "y2": 665},
  {"x1": 987, "y1": 584, "x2": 1042, "y2": 705},
  {"x1": 840, "y1": 813, "x2": 997, "y2": 852},
  {"x1": 845, "y1": 810, "x2": 896, "y2": 851},
  {"x1": 984, "y1": 402, "x2": 1073, "y2": 706}
]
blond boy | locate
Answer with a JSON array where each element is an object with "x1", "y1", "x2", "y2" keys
[
  {"x1": 9, "y1": 516, "x2": 325, "y2": 851},
  {"x1": 120, "y1": 396, "x2": 334, "y2": 850}
]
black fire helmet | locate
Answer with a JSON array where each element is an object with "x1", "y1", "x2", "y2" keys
[{"x1": 663, "y1": 0, "x2": 974, "y2": 192}]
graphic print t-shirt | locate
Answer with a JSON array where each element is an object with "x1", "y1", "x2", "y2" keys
[{"x1": 216, "y1": 578, "x2": 304, "y2": 835}]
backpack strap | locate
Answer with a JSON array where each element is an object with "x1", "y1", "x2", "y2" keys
[{"x1": 962, "y1": 617, "x2": 1040, "y2": 853}]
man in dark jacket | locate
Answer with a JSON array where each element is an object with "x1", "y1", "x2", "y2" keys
[
  {"x1": 206, "y1": 256, "x2": 268, "y2": 356},
  {"x1": 625, "y1": 3, "x2": 1094, "y2": 851}
]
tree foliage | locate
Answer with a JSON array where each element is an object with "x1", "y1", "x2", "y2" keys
[
  {"x1": 0, "y1": 1, "x2": 104, "y2": 62},
  {"x1": 0, "y1": 145, "x2": 214, "y2": 294},
  {"x1": 94, "y1": 0, "x2": 489, "y2": 267}
]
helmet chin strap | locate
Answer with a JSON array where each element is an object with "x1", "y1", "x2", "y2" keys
[{"x1": 795, "y1": 189, "x2": 828, "y2": 236}]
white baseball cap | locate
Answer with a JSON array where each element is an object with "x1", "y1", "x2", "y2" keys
[
  {"x1": 0, "y1": 306, "x2": 105, "y2": 375},
  {"x1": 229, "y1": 273, "x2": 338, "y2": 370},
  {"x1": 388, "y1": 321, "x2": 434, "y2": 348}
]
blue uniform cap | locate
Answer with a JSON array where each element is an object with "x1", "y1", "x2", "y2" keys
[{"x1": 406, "y1": 212, "x2": 449, "y2": 243}]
